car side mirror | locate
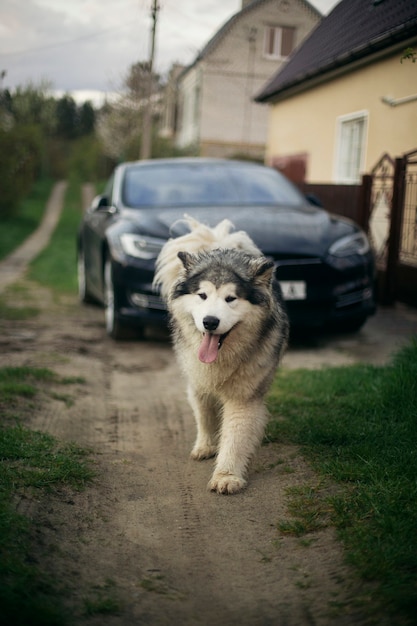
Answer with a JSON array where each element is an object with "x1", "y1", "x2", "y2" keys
[
  {"x1": 91, "y1": 194, "x2": 109, "y2": 211},
  {"x1": 305, "y1": 193, "x2": 323, "y2": 208}
]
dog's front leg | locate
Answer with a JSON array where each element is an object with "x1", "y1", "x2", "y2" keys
[
  {"x1": 188, "y1": 386, "x2": 220, "y2": 460},
  {"x1": 209, "y1": 400, "x2": 267, "y2": 494}
]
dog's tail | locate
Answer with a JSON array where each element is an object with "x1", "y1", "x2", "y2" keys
[{"x1": 153, "y1": 215, "x2": 261, "y2": 300}]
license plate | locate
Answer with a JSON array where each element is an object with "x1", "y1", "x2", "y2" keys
[{"x1": 279, "y1": 281, "x2": 307, "y2": 300}]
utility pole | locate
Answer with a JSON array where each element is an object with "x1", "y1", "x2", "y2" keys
[
  {"x1": 242, "y1": 27, "x2": 257, "y2": 148},
  {"x1": 140, "y1": 0, "x2": 160, "y2": 160}
]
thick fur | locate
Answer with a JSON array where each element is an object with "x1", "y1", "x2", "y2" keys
[
  {"x1": 154, "y1": 215, "x2": 262, "y2": 300},
  {"x1": 154, "y1": 217, "x2": 289, "y2": 494}
]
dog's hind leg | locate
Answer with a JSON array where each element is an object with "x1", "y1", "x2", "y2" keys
[
  {"x1": 209, "y1": 400, "x2": 268, "y2": 494},
  {"x1": 188, "y1": 386, "x2": 220, "y2": 460}
]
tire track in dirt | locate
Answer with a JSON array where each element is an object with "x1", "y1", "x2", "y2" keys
[
  {"x1": 92, "y1": 334, "x2": 362, "y2": 625},
  {"x1": 2, "y1": 297, "x2": 374, "y2": 625},
  {"x1": 3, "y1": 182, "x2": 413, "y2": 623}
]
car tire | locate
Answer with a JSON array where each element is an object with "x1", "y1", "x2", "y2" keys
[
  {"x1": 104, "y1": 257, "x2": 125, "y2": 339},
  {"x1": 77, "y1": 248, "x2": 94, "y2": 303},
  {"x1": 103, "y1": 257, "x2": 144, "y2": 340}
]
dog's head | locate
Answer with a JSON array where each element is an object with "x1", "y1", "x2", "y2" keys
[{"x1": 171, "y1": 249, "x2": 274, "y2": 363}]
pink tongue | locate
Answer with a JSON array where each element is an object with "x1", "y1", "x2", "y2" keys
[{"x1": 198, "y1": 333, "x2": 220, "y2": 364}]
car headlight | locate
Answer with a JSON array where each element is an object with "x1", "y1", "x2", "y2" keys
[
  {"x1": 119, "y1": 234, "x2": 163, "y2": 260},
  {"x1": 328, "y1": 232, "x2": 370, "y2": 257}
]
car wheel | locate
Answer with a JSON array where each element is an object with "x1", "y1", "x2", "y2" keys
[
  {"x1": 103, "y1": 257, "x2": 142, "y2": 340},
  {"x1": 77, "y1": 248, "x2": 94, "y2": 303},
  {"x1": 104, "y1": 257, "x2": 125, "y2": 339}
]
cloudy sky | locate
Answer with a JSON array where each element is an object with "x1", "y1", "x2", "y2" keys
[{"x1": 0, "y1": 0, "x2": 339, "y2": 104}]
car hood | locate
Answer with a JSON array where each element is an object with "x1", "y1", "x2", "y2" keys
[{"x1": 115, "y1": 204, "x2": 357, "y2": 258}]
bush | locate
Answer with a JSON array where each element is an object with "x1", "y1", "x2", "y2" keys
[
  {"x1": 69, "y1": 135, "x2": 114, "y2": 182},
  {"x1": 0, "y1": 125, "x2": 42, "y2": 217}
]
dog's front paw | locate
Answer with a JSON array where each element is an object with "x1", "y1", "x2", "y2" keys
[
  {"x1": 209, "y1": 472, "x2": 247, "y2": 495},
  {"x1": 190, "y1": 444, "x2": 217, "y2": 461}
]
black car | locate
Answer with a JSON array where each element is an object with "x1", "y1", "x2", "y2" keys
[{"x1": 77, "y1": 158, "x2": 376, "y2": 339}]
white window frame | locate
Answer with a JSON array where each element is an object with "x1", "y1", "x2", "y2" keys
[
  {"x1": 334, "y1": 111, "x2": 368, "y2": 184},
  {"x1": 263, "y1": 25, "x2": 294, "y2": 60}
]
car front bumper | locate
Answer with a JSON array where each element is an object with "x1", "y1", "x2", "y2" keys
[{"x1": 111, "y1": 254, "x2": 377, "y2": 331}]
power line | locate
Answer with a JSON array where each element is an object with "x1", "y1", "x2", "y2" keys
[{"x1": 1, "y1": 20, "x2": 136, "y2": 59}]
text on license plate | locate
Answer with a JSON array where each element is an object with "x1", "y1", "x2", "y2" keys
[{"x1": 279, "y1": 281, "x2": 307, "y2": 300}]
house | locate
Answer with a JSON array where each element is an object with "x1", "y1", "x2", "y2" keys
[
  {"x1": 174, "y1": 0, "x2": 321, "y2": 159},
  {"x1": 255, "y1": 0, "x2": 417, "y2": 184},
  {"x1": 159, "y1": 63, "x2": 185, "y2": 140}
]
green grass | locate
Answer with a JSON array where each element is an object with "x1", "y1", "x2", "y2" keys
[
  {"x1": 5, "y1": 177, "x2": 417, "y2": 622},
  {"x1": 0, "y1": 366, "x2": 94, "y2": 626},
  {"x1": 83, "y1": 580, "x2": 121, "y2": 617},
  {"x1": 0, "y1": 299, "x2": 40, "y2": 320},
  {"x1": 276, "y1": 483, "x2": 332, "y2": 537},
  {"x1": 28, "y1": 177, "x2": 83, "y2": 295},
  {"x1": 0, "y1": 178, "x2": 54, "y2": 261},
  {"x1": 0, "y1": 366, "x2": 54, "y2": 403},
  {"x1": 0, "y1": 179, "x2": 97, "y2": 624},
  {"x1": 267, "y1": 338, "x2": 417, "y2": 623},
  {"x1": 0, "y1": 178, "x2": 87, "y2": 319}
]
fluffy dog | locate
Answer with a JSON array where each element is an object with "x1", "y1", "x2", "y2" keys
[{"x1": 154, "y1": 217, "x2": 289, "y2": 494}]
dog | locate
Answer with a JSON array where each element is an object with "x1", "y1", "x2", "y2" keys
[{"x1": 154, "y1": 216, "x2": 289, "y2": 494}]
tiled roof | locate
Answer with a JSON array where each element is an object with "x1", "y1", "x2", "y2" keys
[{"x1": 255, "y1": 0, "x2": 417, "y2": 102}]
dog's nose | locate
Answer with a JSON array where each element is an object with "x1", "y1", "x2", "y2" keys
[{"x1": 203, "y1": 316, "x2": 220, "y2": 331}]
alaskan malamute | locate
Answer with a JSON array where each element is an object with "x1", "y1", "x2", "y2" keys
[{"x1": 154, "y1": 217, "x2": 289, "y2": 494}]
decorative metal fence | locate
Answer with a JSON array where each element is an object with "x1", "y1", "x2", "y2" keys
[
  {"x1": 400, "y1": 149, "x2": 417, "y2": 268},
  {"x1": 301, "y1": 149, "x2": 417, "y2": 306},
  {"x1": 367, "y1": 153, "x2": 395, "y2": 272},
  {"x1": 365, "y1": 149, "x2": 417, "y2": 305}
]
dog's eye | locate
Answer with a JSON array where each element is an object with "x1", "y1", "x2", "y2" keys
[
  {"x1": 198, "y1": 293, "x2": 207, "y2": 300},
  {"x1": 225, "y1": 295, "x2": 237, "y2": 303}
]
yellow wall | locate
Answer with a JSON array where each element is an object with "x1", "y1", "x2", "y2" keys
[{"x1": 265, "y1": 50, "x2": 417, "y2": 182}]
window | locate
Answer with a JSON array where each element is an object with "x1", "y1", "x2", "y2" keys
[
  {"x1": 121, "y1": 162, "x2": 304, "y2": 208},
  {"x1": 263, "y1": 25, "x2": 295, "y2": 59},
  {"x1": 335, "y1": 112, "x2": 368, "y2": 183}
]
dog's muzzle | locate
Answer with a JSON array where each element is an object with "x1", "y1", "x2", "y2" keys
[{"x1": 203, "y1": 316, "x2": 220, "y2": 332}]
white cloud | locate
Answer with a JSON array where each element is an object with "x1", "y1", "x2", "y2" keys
[{"x1": 0, "y1": 0, "x2": 338, "y2": 102}]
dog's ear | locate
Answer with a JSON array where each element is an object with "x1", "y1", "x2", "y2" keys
[
  {"x1": 250, "y1": 257, "x2": 275, "y2": 287},
  {"x1": 178, "y1": 251, "x2": 195, "y2": 272}
]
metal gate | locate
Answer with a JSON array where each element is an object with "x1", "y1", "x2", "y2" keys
[
  {"x1": 366, "y1": 149, "x2": 417, "y2": 305},
  {"x1": 400, "y1": 149, "x2": 417, "y2": 267},
  {"x1": 367, "y1": 153, "x2": 395, "y2": 273}
]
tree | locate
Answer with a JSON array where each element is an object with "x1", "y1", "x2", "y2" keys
[
  {"x1": 125, "y1": 61, "x2": 160, "y2": 101},
  {"x1": 0, "y1": 125, "x2": 42, "y2": 216},
  {"x1": 0, "y1": 80, "x2": 101, "y2": 188},
  {"x1": 401, "y1": 47, "x2": 416, "y2": 63},
  {"x1": 0, "y1": 81, "x2": 52, "y2": 205},
  {"x1": 96, "y1": 61, "x2": 162, "y2": 161},
  {"x1": 9, "y1": 80, "x2": 56, "y2": 136},
  {"x1": 55, "y1": 95, "x2": 78, "y2": 139},
  {"x1": 78, "y1": 101, "x2": 95, "y2": 135},
  {"x1": 96, "y1": 100, "x2": 139, "y2": 161}
]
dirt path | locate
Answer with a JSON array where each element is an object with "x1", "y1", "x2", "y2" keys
[
  {"x1": 4, "y1": 298, "x2": 365, "y2": 626},
  {"x1": 4, "y1": 294, "x2": 416, "y2": 626},
  {"x1": 2, "y1": 184, "x2": 417, "y2": 624},
  {"x1": 0, "y1": 181, "x2": 67, "y2": 294}
]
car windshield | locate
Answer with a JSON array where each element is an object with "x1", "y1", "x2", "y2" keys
[{"x1": 121, "y1": 162, "x2": 304, "y2": 208}]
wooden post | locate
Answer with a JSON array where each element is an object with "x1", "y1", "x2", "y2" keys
[
  {"x1": 140, "y1": 0, "x2": 159, "y2": 160},
  {"x1": 358, "y1": 173, "x2": 373, "y2": 232},
  {"x1": 382, "y1": 157, "x2": 406, "y2": 304}
]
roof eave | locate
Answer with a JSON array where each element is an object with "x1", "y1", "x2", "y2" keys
[{"x1": 256, "y1": 22, "x2": 417, "y2": 104}]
